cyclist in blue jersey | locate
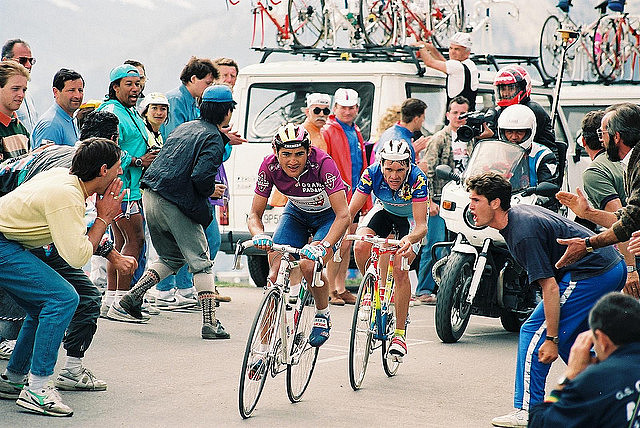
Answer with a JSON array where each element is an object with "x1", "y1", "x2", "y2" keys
[
  {"x1": 248, "y1": 123, "x2": 350, "y2": 348},
  {"x1": 348, "y1": 139, "x2": 429, "y2": 362}
]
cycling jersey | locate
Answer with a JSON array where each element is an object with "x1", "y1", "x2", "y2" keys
[
  {"x1": 356, "y1": 163, "x2": 429, "y2": 217},
  {"x1": 255, "y1": 147, "x2": 346, "y2": 213}
]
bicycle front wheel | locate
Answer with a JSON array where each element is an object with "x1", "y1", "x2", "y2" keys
[
  {"x1": 593, "y1": 15, "x2": 619, "y2": 80},
  {"x1": 428, "y1": 0, "x2": 464, "y2": 49},
  {"x1": 359, "y1": 0, "x2": 396, "y2": 47},
  {"x1": 288, "y1": 0, "x2": 325, "y2": 47},
  {"x1": 348, "y1": 271, "x2": 375, "y2": 390},
  {"x1": 238, "y1": 288, "x2": 281, "y2": 419},
  {"x1": 381, "y1": 298, "x2": 400, "y2": 377},
  {"x1": 286, "y1": 287, "x2": 319, "y2": 402},
  {"x1": 539, "y1": 15, "x2": 563, "y2": 79}
]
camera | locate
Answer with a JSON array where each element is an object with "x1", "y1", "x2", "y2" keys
[{"x1": 456, "y1": 108, "x2": 497, "y2": 142}]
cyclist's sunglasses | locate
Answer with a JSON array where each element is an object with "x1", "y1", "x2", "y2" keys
[
  {"x1": 13, "y1": 57, "x2": 36, "y2": 66},
  {"x1": 312, "y1": 107, "x2": 331, "y2": 115}
]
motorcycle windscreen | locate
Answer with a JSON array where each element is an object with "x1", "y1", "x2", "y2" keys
[{"x1": 462, "y1": 140, "x2": 530, "y2": 192}]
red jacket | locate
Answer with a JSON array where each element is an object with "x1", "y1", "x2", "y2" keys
[{"x1": 322, "y1": 116, "x2": 372, "y2": 213}]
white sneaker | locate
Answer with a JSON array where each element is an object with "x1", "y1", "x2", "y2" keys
[
  {"x1": 155, "y1": 293, "x2": 197, "y2": 310},
  {"x1": 55, "y1": 367, "x2": 107, "y2": 391},
  {"x1": 99, "y1": 302, "x2": 110, "y2": 319},
  {"x1": 491, "y1": 409, "x2": 528, "y2": 427},
  {"x1": 106, "y1": 301, "x2": 149, "y2": 323},
  {"x1": 0, "y1": 339, "x2": 16, "y2": 360},
  {"x1": 141, "y1": 300, "x2": 160, "y2": 315},
  {"x1": 16, "y1": 386, "x2": 73, "y2": 417}
]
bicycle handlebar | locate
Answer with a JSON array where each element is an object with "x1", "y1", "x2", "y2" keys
[
  {"x1": 234, "y1": 239, "x2": 326, "y2": 271},
  {"x1": 344, "y1": 234, "x2": 403, "y2": 247}
]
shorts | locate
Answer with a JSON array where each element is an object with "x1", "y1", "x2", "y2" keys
[
  {"x1": 272, "y1": 203, "x2": 335, "y2": 249},
  {"x1": 358, "y1": 204, "x2": 421, "y2": 254}
]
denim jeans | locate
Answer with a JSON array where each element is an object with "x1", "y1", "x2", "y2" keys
[
  {"x1": 0, "y1": 233, "x2": 79, "y2": 377},
  {"x1": 416, "y1": 213, "x2": 446, "y2": 296}
]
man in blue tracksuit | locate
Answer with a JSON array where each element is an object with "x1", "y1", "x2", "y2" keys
[{"x1": 465, "y1": 172, "x2": 626, "y2": 428}]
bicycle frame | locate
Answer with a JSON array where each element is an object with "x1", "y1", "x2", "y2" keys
[
  {"x1": 367, "y1": 244, "x2": 398, "y2": 340},
  {"x1": 251, "y1": 0, "x2": 292, "y2": 47}
]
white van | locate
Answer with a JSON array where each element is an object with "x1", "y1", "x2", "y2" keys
[{"x1": 218, "y1": 57, "x2": 629, "y2": 286}]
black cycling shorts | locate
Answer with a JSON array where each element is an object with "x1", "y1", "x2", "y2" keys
[{"x1": 358, "y1": 204, "x2": 410, "y2": 239}]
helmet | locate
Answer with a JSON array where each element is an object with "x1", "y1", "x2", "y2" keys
[
  {"x1": 272, "y1": 123, "x2": 310, "y2": 150},
  {"x1": 497, "y1": 104, "x2": 537, "y2": 150},
  {"x1": 494, "y1": 65, "x2": 532, "y2": 107},
  {"x1": 379, "y1": 139, "x2": 412, "y2": 163}
]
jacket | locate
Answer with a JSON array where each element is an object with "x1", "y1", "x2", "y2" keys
[{"x1": 142, "y1": 118, "x2": 227, "y2": 226}]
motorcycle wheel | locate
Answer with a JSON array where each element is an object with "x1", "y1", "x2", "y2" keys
[
  {"x1": 435, "y1": 252, "x2": 474, "y2": 343},
  {"x1": 499, "y1": 309, "x2": 529, "y2": 333}
]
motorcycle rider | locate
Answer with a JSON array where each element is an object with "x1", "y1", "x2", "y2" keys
[
  {"x1": 465, "y1": 172, "x2": 626, "y2": 428},
  {"x1": 498, "y1": 104, "x2": 558, "y2": 188},
  {"x1": 348, "y1": 139, "x2": 429, "y2": 362}
]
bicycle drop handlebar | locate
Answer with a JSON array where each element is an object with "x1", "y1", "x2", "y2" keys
[{"x1": 233, "y1": 239, "x2": 325, "y2": 275}]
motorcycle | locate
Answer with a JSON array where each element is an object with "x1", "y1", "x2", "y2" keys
[{"x1": 433, "y1": 139, "x2": 559, "y2": 343}]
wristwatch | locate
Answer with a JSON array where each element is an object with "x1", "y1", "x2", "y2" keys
[
  {"x1": 545, "y1": 335, "x2": 559, "y2": 344},
  {"x1": 133, "y1": 157, "x2": 143, "y2": 168},
  {"x1": 321, "y1": 241, "x2": 332, "y2": 249},
  {"x1": 557, "y1": 374, "x2": 572, "y2": 386},
  {"x1": 584, "y1": 237, "x2": 594, "y2": 253},
  {"x1": 628, "y1": 265, "x2": 637, "y2": 273}
]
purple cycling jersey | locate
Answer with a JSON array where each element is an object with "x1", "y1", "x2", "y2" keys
[{"x1": 255, "y1": 147, "x2": 346, "y2": 213}]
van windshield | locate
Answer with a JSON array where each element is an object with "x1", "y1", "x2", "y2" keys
[{"x1": 245, "y1": 82, "x2": 375, "y2": 143}]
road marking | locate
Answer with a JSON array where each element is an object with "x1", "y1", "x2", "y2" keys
[{"x1": 317, "y1": 339, "x2": 434, "y2": 363}]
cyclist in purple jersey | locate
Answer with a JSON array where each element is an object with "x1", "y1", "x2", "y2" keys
[{"x1": 249, "y1": 123, "x2": 350, "y2": 348}]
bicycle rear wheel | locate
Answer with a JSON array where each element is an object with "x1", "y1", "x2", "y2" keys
[
  {"x1": 348, "y1": 272, "x2": 375, "y2": 390},
  {"x1": 286, "y1": 287, "x2": 319, "y2": 402},
  {"x1": 381, "y1": 298, "x2": 400, "y2": 377},
  {"x1": 238, "y1": 288, "x2": 281, "y2": 419},
  {"x1": 359, "y1": 0, "x2": 396, "y2": 47},
  {"x1": 288, "y1": 0, "x2": 325, "y2": 47},
  {"x1": 539, "y1": 15, "x2": 563, "y2": 79},
  {"x1": 428, "y1": 0, "x2": 464, "y2": 49},
  {"x1": 594, "y1": 15, "x2": 620, "y2": 80}
]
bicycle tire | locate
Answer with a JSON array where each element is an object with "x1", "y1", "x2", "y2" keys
[
  {"x1": 359, "y1": 0, "x2": 396, "y2": 47},
  {"x1": 539, "y1": 15, "x2": 564, "y2": 79},
  {"x1": 593, "y1": 15, "x2": 619, "y2": 80},
  {"x1": 348, "y1": 271, "x2": 375, "y2": 391},
  {"x1": 428, "y1": 0, "x2": 464, "y2": 49},
  {"x1": 238, "y1": 288, "x2": 281, "y2": 419},
  {"x1": 381, "y1": 297, "x2": 400, "y2": 377},
  {"x1": 288, "y1": 0, "x2": 325, "y2": 48},
  {"x1": 286, "y1": 287, "x2": 319, "y2": 402}
]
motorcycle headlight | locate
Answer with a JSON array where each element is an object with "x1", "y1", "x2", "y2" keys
[{"x1": 463, "y1": 204, "x2": 487, "y2": 230}]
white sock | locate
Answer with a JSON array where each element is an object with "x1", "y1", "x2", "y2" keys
[
  {"x1": 104, "y1": 290, "x2": 116, "y2": 306},
  {"x1": 28, "y1": 373, "x2": 49, "y2": 391},
  {"x1": 64, "y1": 356, "x2": 83, "y2": 374},
  {"x1": 317, "y1": 307, "x2": 330, "y2": 317},
  {"x1": 114, "y1": 289, "x2": 126, "y2": 304}
]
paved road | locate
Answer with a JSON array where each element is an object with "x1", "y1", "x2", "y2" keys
[{"x1": 0, "y1": 286, "x2": 565, "y2": 427}]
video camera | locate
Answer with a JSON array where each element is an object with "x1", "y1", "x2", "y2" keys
[{"x1": 457, "y1": 108, "x2": 497, "y2": 142}]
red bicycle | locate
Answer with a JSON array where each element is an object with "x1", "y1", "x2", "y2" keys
[{"x1": 230, "y1": 0, "x2": 294, "y2": 47}]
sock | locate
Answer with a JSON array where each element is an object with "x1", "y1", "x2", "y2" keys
[
  {"x1": 317, "y1": 307, "x2": 330, "y2": 317},
  {"x1": 198, "y1": 291, "x2": 216, "y2": 325},
  {"x1": 394, "y1": 329, "x2": 405, "y2": 338},
  {"x1": 114, "y1": 289, "x2": 126, "y2": 304},
  {"x1": 104, "y1": 290, "x2": 116, "y2": 306},
  {"x1": 28, "y1": 373, "x2": 49, "y2": 391},
  {"x1": 3, "y1": 369, "x2": 27, "y2": 384},
  {"x1": 128, "y1": 269, "x2": 161, "y2": 302},
  {"x1": 64, "y1": 356, "x2": 83, "y2": 374}
]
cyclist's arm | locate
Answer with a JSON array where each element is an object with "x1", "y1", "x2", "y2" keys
[
  {"x1": 323, "y1": 190, "x2": 350, "y2": 247},
  {"x1": 348, "y1": 190, "x2": 369, "y2": 223},
  {"x1": 247, "y1": 194, "x2": 268, "y2": 236}
]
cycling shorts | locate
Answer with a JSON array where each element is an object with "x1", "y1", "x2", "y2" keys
[{"x1": 272, "y1": 202, "x2": 335, "y2": 249}]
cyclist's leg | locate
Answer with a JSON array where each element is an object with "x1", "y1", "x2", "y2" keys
[{"x1": 354, "y1": 205, "x2": 393, "y2": 273}]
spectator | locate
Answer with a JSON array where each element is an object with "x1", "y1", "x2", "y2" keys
[
  {"x1": 32, "y1": 68, "x2": 84, "y2": 148},
  {"x1": 124, "y1": 59, "x2": 146, "y2": 111},
  {"x1": 322, "y1": 88, "x2": 369, "y2": 306},
  {"x1": 140, "y1": 92, "x2": 169, "y2": 150},
  {"x1": 1, "y1": 39, "x2": 38, "y2": 134},
  {"x1": 303, "y1": 92, "x2": 331, "y2": 152},
  {"x1": 213, "y1": 57, "x2": 238, "y2": 89},
  {"x1": 375, "y1": 98, "x2": 429, "y2": 162},
  {"x1": 528, "y1": 292, "x2": 640, "y2": 428},
  {"x1": 98, "y1": 64, "x2": 156, "y2": 320},
  {"x1": 0, "y1": 138, "x2": 125, "y2": 416},
  {"x1": 109, "y1": 85, "x2": 233, "y2": 340},
  {"x1": 415, "y1": 32, "x2": 478, "y2": 111},
  {"x1": 371, "y1": 104, "x2": 402, "y2": 152},
  {"x1": 463, "y1": 173, "x2": 626, "y2": 428},
  {"x1": 416, "y1": 95, "x2": 472, "y2": 304},
  {"x1": 75, "y1": 99, "x2": 101, "y2": 130},
  {"x1": 0, "y1": 61, "x2": 29, "y2": 162}
]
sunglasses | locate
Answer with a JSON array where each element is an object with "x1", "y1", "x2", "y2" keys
[
  {"x1": 13, "y1": 57, "x2": 36, "y2": 66},
  {"x1": 312, "y1": 107, "x2": 331, "y2": 115}
]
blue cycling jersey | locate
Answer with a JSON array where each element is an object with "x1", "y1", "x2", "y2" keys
[{"x1": 356, "y1": 163, "x2": 429, "y2": 217}]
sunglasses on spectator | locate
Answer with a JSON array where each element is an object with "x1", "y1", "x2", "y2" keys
[
  {"x1": 13, "y1": 57, "x2": 36, "y2": 66},
  {"x1": 312, "y1": 107, "x2": 331, "y2": 115}
]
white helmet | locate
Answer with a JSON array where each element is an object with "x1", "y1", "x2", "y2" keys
[
  {"x1": 379, "y1": 139, "x2": 412, "y2": 163},
  {"x1": 497, "y1": 104, "x2": 537, "y2": 150}
]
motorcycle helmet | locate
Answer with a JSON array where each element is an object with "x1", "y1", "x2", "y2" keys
[
  {"x1": 494, "y1": 65, "x2": 532, "y2": 107},
  {"x1": 379, "y1": 139, "x2": 412, "y2": 163},
  {"x1": 272, "y1": 123, "x2": 311, "y2": 150},
  {"x1": 497, "y1": 104, "x2": 537, "y2": 150}
]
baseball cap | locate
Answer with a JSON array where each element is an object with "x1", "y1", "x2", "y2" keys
[
  {"x1": 333, "y1": 88, "x2": 359, "y2": 107},
  {"x1": 201, "y1": 84, "x2": 236, "y2": 104},
  {"x1": 78, "y1": 99, "x2": 102, "y2": 110},
  {"x1": 449, "y1": 32, "x2": 472, "y2": 49},
  {"x1": 109, "y1": 64, "x2": 140, "y2": 83},
  {"x1": 306, "y1": 93, "x2": 331, "y2": 107},
  {"x1": 141, "y1": 92, "x2": 169, "y2": 111}
]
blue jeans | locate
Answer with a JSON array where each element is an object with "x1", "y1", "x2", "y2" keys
[
  {"x1": 156, "y1": 216, "x2": 221, "y2": 291},
  {"x1": 0, "y1": 234, "x2": 79, "y2": 377},
  {"x1": 416, "y1": 214, "x2": 446, "y2": 296}
]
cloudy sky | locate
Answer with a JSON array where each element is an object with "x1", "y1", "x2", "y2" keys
[{"x1": 1, "y1": 0, "x2": 638, "y2": 110}]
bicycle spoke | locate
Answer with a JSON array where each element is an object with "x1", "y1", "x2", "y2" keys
[
  {"x1": 594, "y1": 15, "x2": 620, "y2": 80},
  {"x1": 286, "y1": 289, "x2": 319, "y2": 402},
  {"x1": 359, "y1": 0, "x2": 395, "y2": 46},
  {"x1": 428, "y1": 0, "x2": 464, "y2": 48},
  {"x1": 288, "y1": 0, "x2": 325, "y2": 47},
  {"x1": 348, "y1": 272, "x2": 375, "y2": 390},
  {"x1": 539, "y1": 15, "x2": 563, "y2": 79}
]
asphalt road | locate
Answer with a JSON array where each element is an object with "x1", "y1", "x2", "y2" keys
[{"x1": 0, "y1": 286, "x2": 566, "y2": 427}]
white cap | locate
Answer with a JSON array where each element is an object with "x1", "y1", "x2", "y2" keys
[
  {"x1": 333, "y1": 88, "x2": 359, "y2": 107},
  {"x1": 449, "y1": 32, "x2": 472, "y2": 49},
  {"x1": 306, "y1": 93, "x2": 331, "y2": 107},
  {"x1": 140, "y1": 92, "x2": 169, "y2": 111}
]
